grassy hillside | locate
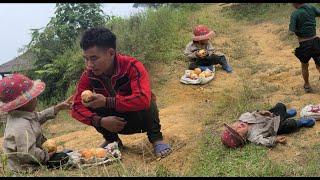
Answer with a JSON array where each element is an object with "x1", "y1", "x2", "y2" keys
[{"x1": 1, "y1": 3, "x2": 320, "y2": 177}]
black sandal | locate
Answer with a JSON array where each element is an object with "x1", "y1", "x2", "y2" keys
[{"x1": 304, "y1": 86, "x2": 313, "y2": 93}]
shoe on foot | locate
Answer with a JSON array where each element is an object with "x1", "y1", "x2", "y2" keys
[
  {"x1": 222, "y1": 65, "x2": 233, "y2": 73},
  {"x1": 287, "y1": 109, "x2": 297, "y2": 118},
  {"x1": 154, "y1": 143, "x2": 172, "y2": 159},
  {"x1": 297, "y1": 118, "x2": 315, "y2": 128},
  {"x1": 303, "y1": 85, "x2": 312, "y2": 93}
]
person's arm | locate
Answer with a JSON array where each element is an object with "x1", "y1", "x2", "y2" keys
[
  {"x1": 248, "y1": 135, "x2": 277, "y2": 147},
  {"x1": 36, "y1": 96, "x2": 73, "y2": 125},
  {"x1": 15, "y1": 122, "x2": 50, "y2": 165},
  {"x1": 36, "y1": 107, "x2": 56, "y2": 125},
  {"x1": 109, "y1": 60, "x2": 152, "y2": 112},
  {"x1": 206, "y1": 42, "x2": 215, "y2": 56},
  {"x1": 289, "y1": 12, "x2": 298, "y2": 34},
  {"x1": 184, "y1": 42, "x2": 198, "y2": 60},
  {"x1": 71, "y1": 71, "x2": 101, "y2": 126}
]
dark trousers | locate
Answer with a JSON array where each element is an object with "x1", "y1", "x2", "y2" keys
[
  {"x1": 93, "y1": 99, "x2": 163, "y2": 143},
  {"x1": 268, "y1": 103, "x2": 298, "y2": 135},
  {"x1": 294, "y1": 37, "x2": 320, "y2": 65},
  {"x1": 189, "y1": 54, "x2": 229, "y2": 70}
]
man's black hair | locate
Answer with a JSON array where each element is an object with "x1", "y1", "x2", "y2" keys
[{"x1": 80, "y1": 27, "x2": 116, "y2": 50}]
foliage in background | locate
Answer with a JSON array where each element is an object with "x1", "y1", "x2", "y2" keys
[
  {"x1": 23, "y1": 3, "x2": 201, "y2": 105},
  {"x1": 107, "y1": 4, "x2": 200, "y2": 66},
  {"x1": 27, "y1": 3, "x2": 107, "y2": 104}
]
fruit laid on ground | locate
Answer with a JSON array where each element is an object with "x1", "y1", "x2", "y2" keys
[
  {"x1": 79, "y1": 149, "x2": 94, "y2": 160},
  {"x1": 81, "y1": 90, "x2": 93, "y2": 103},
  {"x1": 80, "y1": 148, "x2": 107, "y2": 159},
  {"x1": 190, "y1": 73, "x2": 198, "y2": 79},
  {"x1": 194, "y1": 68, "x2": 202, "y2": 75},
  {"x1": 204, "y1": 71, "x2": 212, "y2": 77},
  {"x1": 42, "y1": 139, "x2": 57, "y2": 153},
  {"x1": 93, "y1": 148, "x2": 107, "y2": 158},
  {"x1": 199, "y1": 73, "x2": 206, "y2": 78}
]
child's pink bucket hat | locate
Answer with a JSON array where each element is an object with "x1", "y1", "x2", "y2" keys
[{"x1": 0, "y1": 73, "x2": 45, "y2": 112}]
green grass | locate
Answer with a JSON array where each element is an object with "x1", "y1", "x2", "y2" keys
[
  {"x1": 0, "y1": 157, "x2": 179, "y2": 177},
  {"x1": 190, "y1": 134, "x2": 285, "y2": 176},
  {"x1": 106, "y1": 5, "x2": 197, "y2": 65},
  {"x1": 222, "y1": 3, "x2": 292, "y2": 25}
]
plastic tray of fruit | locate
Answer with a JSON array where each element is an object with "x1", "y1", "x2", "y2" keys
[{"x1": 180, "y1": 68, "x2": 215, "y2": 85}]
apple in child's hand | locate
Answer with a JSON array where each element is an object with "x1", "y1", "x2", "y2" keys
[
  {"x1": 42, "y1": 139, "x2": 57, "y2": 153},
  {"x1": 198, "y1": 49, "x2": 207, "y2": 57}
]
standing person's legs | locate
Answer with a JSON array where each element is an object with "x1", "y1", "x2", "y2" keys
[
  {"x1": 295, "y1": 41, "x2": 313, "y2": 92},
  {"x1": 301, "y1": 62, "x2": 312, "y2": 92},
  {"x1": 314, "y1": 59, "x2": 320, "y2": 82},
  {"x1": 311, "y1": 37, "x2": 320, "y2": 76},
  {"x1": 315, "y1": 62, "x2": 320, "y2": 75}
]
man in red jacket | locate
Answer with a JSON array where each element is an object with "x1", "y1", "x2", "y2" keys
[{"x1": 71, "y1": 27, "x2": 172, "y2": 158}]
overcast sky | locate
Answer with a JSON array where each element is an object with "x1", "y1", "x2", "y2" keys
[{"x1": 0, "y1": 3, "x2": 144, "y2": 65}]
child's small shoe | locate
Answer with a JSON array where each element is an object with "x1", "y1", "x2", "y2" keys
[
  {"x1": 297, "y1": 118, "x2": 316, "y2": 128},
  {"x1": 287, "y1": 109, "x2": 297, "y2": 118},
  {"x1": 222, "y1": 65, "x2": 233, "y2": 73}
]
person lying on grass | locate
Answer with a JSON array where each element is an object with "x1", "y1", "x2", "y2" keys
[{"x1": 221, "y1": 103, "x2": 315, "y2": 148}]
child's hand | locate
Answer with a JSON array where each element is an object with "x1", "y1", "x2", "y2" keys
[
  {"x1": 276, "y1": 136, "x2": 287, "y2": 144},
  {"x1": 196, "y1": 49, "x2": 207, "y2": 58},
  {"x1": 54, "y1": 95, "x2": 73, "y2": 113}
]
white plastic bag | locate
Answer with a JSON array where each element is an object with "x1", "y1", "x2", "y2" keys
[
  {"x1": 300, "y1": 104, "x2": 320, "y2": 120},
  {"x1": 66, "y1": 142, "x2": 121, "y2": 168}
]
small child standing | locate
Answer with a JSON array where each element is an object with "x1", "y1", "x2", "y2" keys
[
  {"x1": 0, "y1": 73, "x2": 72, "y2": 172},
  {"x1": 184, "y1": 24, "x2": 232, "y2": 73},
  {"x1": 221, "y1": 103, "x2": 315, "y2": 148}
]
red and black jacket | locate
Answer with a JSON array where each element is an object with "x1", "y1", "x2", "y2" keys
[{"x1": 71, "y1": 53, "x2": 152, "y2": 126}]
